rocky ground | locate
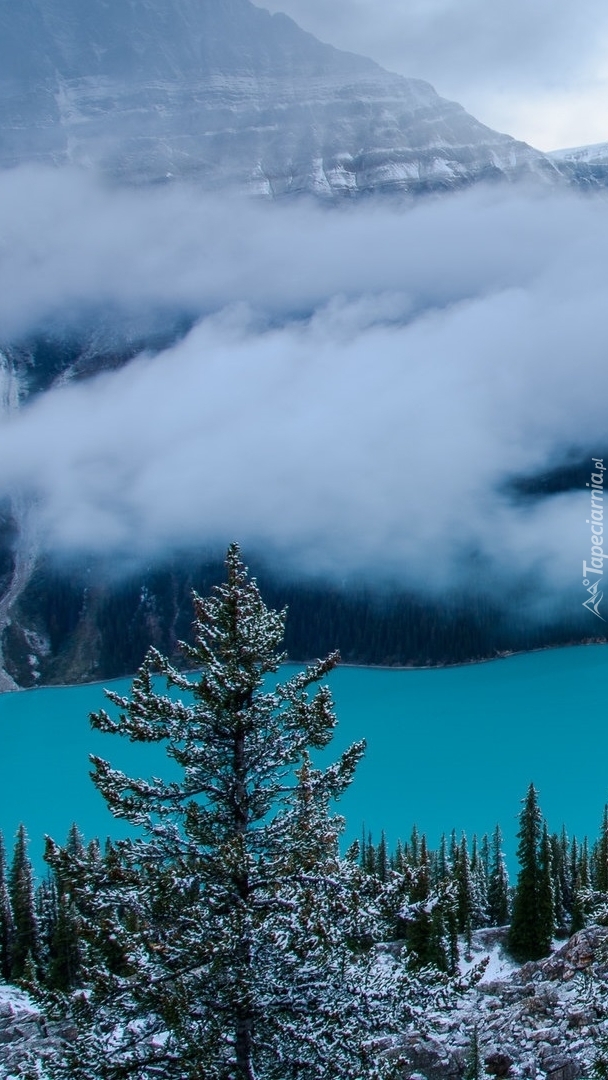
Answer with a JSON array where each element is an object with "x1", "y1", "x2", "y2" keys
[
  {"x1": 0, "y1": 984, "x2": 69, "y2": 1078},
  {"x1": 1, "y1": 927, "x2": 608, "y2": 1078},
  {"x1": 395, "y1": 925, "x2": 608, "y2": 1079}
]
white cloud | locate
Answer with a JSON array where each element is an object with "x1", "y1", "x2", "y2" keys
[{"x1": 1, "y1": 169, "x2": 607, "y2": 610}]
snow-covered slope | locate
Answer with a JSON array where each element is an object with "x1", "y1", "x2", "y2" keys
[
  {"x1": 0, "y1": 0, "x2": 560, "y2": 195},
  {"x1": 3, "y1": 928, "x2": 608, "y2": 1077},
  {"x1": 547, "y1": 142, "x2": 608, "y2": 188}
]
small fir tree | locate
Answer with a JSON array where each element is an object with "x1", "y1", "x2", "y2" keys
[
  {"x1": 549, "y1": 831, "x2": 567, "y2": 933},
  {"x1": 377, "y1": 831, "x2": 389, "y2": 883},
  {"x1": 409, "y1": 825, "x2": 420, "y2": 868},
  {"x1": 470, "y1": 835, "x2": 489, "y2": 930},
  {"x1": 35, "y1": 875, "x2": 58, "y2": 977},
  {"x1": 487, "y1": 825, "x2": 509, "y2": 927},
  {"x1": 464, "y1": 1024, "x2": 482, "y2": 1080},
  {"x1": 393, "y1": 838, "x2": 406, "y2": 873},
  {"x1": 571, "y1": 841, "x2": 592, "y2": 934},
  {"x1": 594, "y1": 806, "x2": 608, "y2": 892},
  {"x1": 435, "y1": 834, "x2": 451, "y2": 885},
  {"x1": 479, "y1": 834, "x2": 490, "y2": 883},
  {"x1": 537, "y1": 823, "x2": 556, "y2": 954}
]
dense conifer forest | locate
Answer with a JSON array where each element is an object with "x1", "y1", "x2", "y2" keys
[
  {"x1": 3, "y1": 789, "x2": 608, "y2": 995},
  {"x1": 4, "y1": 550, "x2": 592, "y2": 690}
]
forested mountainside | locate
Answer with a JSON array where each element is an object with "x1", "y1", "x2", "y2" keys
[{"x1": 0, "y1": 550, "x2": 593, "y2": 689}]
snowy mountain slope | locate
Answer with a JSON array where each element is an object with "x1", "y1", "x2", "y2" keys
[
  {"x1": 548, "y1": 142, "x2": 608, "y2": 189},
  {"x1": 0, "y1": 0, "x2": 560, "y2": 195}
]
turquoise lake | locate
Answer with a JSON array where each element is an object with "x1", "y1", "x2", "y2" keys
[{"x1": 1, "y1": 644, "x2": 607, "y2": 875}]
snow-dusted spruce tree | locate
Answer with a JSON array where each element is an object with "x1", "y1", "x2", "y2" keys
[
  {"x1": 508, "y1": 784, "x2": 554, "y2": 961},
  {"x1": 41, "y1": 544, "x2": 441, "y2": 1080},
  {"x1": 487, "y1": 825, "x2": 510, "y2": 928},
  {"x1": 0, "y1": 832, "x2": 15, "y2": 980},
  {"x1": 9, "y1": 824, "x2": 38, "y2": 979}
]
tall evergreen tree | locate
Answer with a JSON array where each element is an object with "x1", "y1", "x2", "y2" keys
[
  {"x1": 409, "y1": 825, "x2": 420, "y2": 868},
  {"x1": 41, "y1": 825, "x2": 86, "y2": 992},
  {"x1": 42, "y1": 545, "x2": 429, "y2": 1080},
  {"x1": 508, "y1": 784, "x2": 552, "y2": 961},
  {"x1": 364, "y1": 830, "x2": 376, "y2": 876},
  {"x1": 455, "y1": 835, "x2": 473, "y2": 958},
  {"x1": 455, "y1": 835, "x2": 472, "y2": 931},
  {"x1": 549, "y1": 832, "x2": 567, "y2": 933},
  {"x1": 449, "y1": 829, "x2": 459, "y2": 867},
  {"x1": 0, "y1": 833, "x2": 15, "y2": 981},
  {"x1": 8, "y1": 824, "x2": 38, "y2": 979},
  {"x1": 393, "y1": 838, "x2": 406, "y2": 874},
  {"x1": 464, "y1": 1024, "x2": 482, "y2": 1080},
  {"x1": 35, "y1": 875, "x2": 58, "y2": 977},
  {"x1": 559, "y1": 827, "x2": 573, "y2": 916},
  {"x1": 479, "y1": 834, "x2": 490, "y2": 884},
  {"x1": 579, "y1": 838, "x2": 591, "y2": 889},
  {"x1": 470, "y1": 836, "x2": 489, "y2": 930},
  {"x1": 571, "y1": 838, "x2": 592, "y2": 934},
  {"x1": 435, "y1": 834, "x2": 451, "y2": 885},
  {"x1": 376, "y1": 831, "x2": 389, "y2": 883}
]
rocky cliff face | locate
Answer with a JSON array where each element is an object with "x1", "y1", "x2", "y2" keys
[{"x1": 0, "y1": 0, "x2": 560, "y2": 196}]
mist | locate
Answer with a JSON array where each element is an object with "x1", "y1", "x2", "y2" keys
[{"x1": 1, "y1": 167, "x2": 607, "y2": 611}]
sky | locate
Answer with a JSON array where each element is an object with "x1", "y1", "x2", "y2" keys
[
  {"x1": 257, "y1": 0, "x2": 608, "y2": 152},
  {"x1": 1, "y1": 166, "x2": 608, "y2": 624}
]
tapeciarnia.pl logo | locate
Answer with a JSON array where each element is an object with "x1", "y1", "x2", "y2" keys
[{"x1": 582, "y1": 457, "x2": 606, "y2": 620}]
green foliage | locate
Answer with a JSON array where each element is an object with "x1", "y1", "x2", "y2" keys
[{"x1": 464, "y1": 1024, "x2": 482, "y2": 1080}]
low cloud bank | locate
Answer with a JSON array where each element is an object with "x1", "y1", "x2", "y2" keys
[{"x1": 1, "y1": 168, "x2": 607, "y2": 613}]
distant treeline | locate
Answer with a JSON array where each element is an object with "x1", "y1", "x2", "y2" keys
[{"x1": 2, "y1": 551, "x2": 594, "y2": 688}]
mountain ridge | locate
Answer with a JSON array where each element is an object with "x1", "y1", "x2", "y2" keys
[{"x1": 0, "y1": 0, "x2": 561, "y2": 194}]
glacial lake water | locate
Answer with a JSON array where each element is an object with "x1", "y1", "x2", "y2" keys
[{"x1": 1, "y1": 644, "x2": 607, "y2": 875}]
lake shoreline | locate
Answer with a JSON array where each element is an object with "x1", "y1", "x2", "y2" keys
[{"x1": 2, "y1": 634, "x2": 606, "y2": 695}]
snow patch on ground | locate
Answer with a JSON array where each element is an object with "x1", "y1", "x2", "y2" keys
[{"x1": 459, "y1": 926, "x2": 520, "y2": 984}]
